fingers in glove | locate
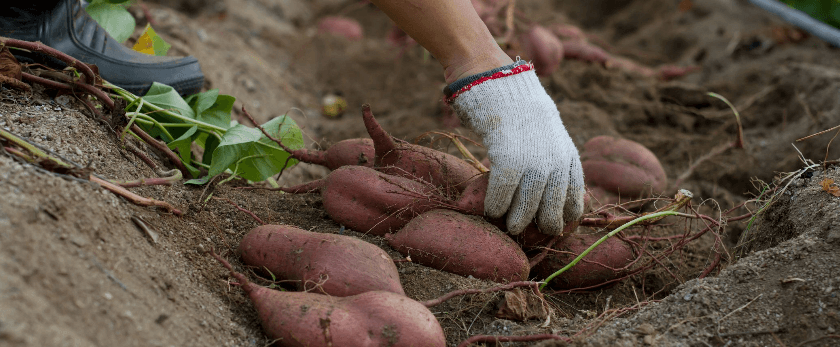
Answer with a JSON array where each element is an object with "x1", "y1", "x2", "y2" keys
[
  {"x1": 505, "y1": 169, "x2": 549, "y2": 235},
  {"x1": 536, "y1": 167, "x2": 571, "y2": 235},
  {"x1": 483, "y1": 166, "x2": 521, "y2": 219},
  {"x1": 563, "y1": 158, "x2": 586, "y2": 224}
]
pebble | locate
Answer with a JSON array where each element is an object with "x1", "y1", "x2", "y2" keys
[
  {"x1": 827, "y1": 229, "x2": 840, "y2": 244},
  {"x1": 196, "y1": 29, "x2": 209, "y2": 42}
]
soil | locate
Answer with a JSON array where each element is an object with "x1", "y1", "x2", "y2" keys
[{"x1": 2, "y1": 0, "x2": 839, "y2": 346}]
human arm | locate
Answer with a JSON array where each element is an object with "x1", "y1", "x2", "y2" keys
[
  {"x1": 367, "y1": 0, "x2": 512, "y2": 83},
  {"x1": 368, "y1": 0, "x2": 585, "y2": 234}
]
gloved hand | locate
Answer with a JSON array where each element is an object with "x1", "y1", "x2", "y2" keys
[{"x1": 445, "y1": 61, "x2": 584, "y2": 235}]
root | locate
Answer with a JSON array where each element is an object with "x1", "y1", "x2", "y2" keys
[
  {"x1": 213, "y1": 197, "x2": 267, "y2": 225},
  {"x1": 423, "y1": 281, "x2": 544, "y2": 308},
  {"x1": 361, "y1": 104, "x2": 397, "y2": 161},
  {"x1": 90, "y1": 175, "x2": 183, "y2": 215},
  {"x1": 278, "y1": 179, "x2": 326, "y2": 194},
  {"x1": 458, "y1": 333, "x2": 571, "y2": 347}
]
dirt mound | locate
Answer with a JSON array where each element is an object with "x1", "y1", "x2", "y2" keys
[{"x1": 2, "y1": 0, "x2": 839, "y2": 346}]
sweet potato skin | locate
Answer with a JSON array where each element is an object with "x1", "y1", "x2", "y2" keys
[
  {"x1": 362, "y1": 105, "x2": 480, "y2": 198},
  {"x1": 520, "y1": 25, "x2": 564, "y2": 76},
  {"x1": 317, "y1": 16, "x2": 363, "y2": 40},
  {"x1": 530, "y1": 233, "x2": 634, "y2": 289},
  {"x1": 318, "y1": 165, "x2": 444, "y2": 236},
  {"x1": 581, "y1": 135, "x2": 667, "y2": 199},
  {"x1": 238, "y1": 225, "x2": 404, "y2": 297},
  {"x1": 214, "y1": 252, "x2": 445, "y2": 347},
  {"x1": 386, "y1": 209, "x2": 530, "y2": 283},
  {"x1": 320, "y1": 138, "x2": 374, "y2": 169},
  {"x1": 247, "y1": 287, "x2": 446, "y2": 346}
]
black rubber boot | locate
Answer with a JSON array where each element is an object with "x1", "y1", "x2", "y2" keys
[{"x1": 0, "y1": 0, "x2": 204, "y2": 96}]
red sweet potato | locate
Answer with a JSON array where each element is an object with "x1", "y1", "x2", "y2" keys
[
  {"x1": 560, "y1": 40, "x2": 698, "y2": 80},
  {"x1": 385, "y1": 209, "x2": 530, "y2": 283},
  {"x1": 280, "y1": 165, "x2": 450, "y2": 236},
  {"x1": 317, "y1": 16, "x2": 364, "y2": 40},
  {"x1": 519, "y1": 25, "x2": 564, "y2": 76},
  {"x1": 285, "y1": 138, "x2": 374, "y2": 170},
  {"x1": 362, "y1": 104, "x2": 481, "y2": 199},
  {"x1": 530, "y1": 233, "x2": 634, "y2": 289},
  {"x1": 581, "y1": 135, "x2": 667, "y2": 201},
  {"x1": 212, "y1": 253, "x2": 446, "y2": 347},
  {"x1": 238, "y1": 224, "x2": 404, "y2": 297}
]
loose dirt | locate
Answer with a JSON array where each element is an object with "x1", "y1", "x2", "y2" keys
[{"x1": 1, "y1": 0, "x2": 839, "y2": 346}]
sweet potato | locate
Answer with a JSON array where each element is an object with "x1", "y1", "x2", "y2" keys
[
  {"x1": 362, "y1": 104, "x2": 481, "y2": 198},
  {"x1": 317, "y1": 16, "x2": 364, "y2": 40},
  {"x1": 238, "y1": 224, "x2": 404, "y2": 297},
  {"x1": 530, "y1": 233, "x2": 634, "y2": 289},
  {"x1": 581, "y1": 135, "x2": 667, "y2": 202},
  {"x1": 212, "y1": 253, "x2": 446, "y2": 347},
  {"x1": 280, "y1": 165, "x2": 450, "y2": 236},
  {"x1": 385, "y1": 209, "x2": 530, "y2": 283},
  {"x1": 284, "y1": 138, "x2": 374, "y2": 170},
  {"x1": 519, "y1": 25, "x2": 564, "y2": 76},
  {"x1": 559, "y1": 39, "x2": 699, "y2": 80}
]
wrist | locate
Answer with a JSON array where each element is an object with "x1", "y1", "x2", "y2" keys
[
  {"x1": 444, "y1": 60, "x2": 536, "y2": 103},
  {"x1": 443, "y1": 50, "x2": 514, "y2": 84}
]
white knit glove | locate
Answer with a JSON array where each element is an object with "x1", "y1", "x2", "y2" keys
[{"x1": 446, "y1": 61, "x2": 584, "y2": 235}]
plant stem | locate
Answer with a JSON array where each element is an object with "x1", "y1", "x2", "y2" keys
[
  {"x1": 106, "y1": 82, "x2": 228, "y2": 133},
  {"x1": 540, "y1": 210, "x2": 683, "y2": 290},
  {"x1": 108, "y1": 169, "x2": 182, "y2": 188},
  {"x1": 130, "y1": 124, "x2": 194, "y2": 179},
  {"x1": 0, "y1": 129, "x2": 73, "y2": 168}
]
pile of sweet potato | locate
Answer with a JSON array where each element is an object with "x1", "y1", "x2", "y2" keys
[
  {"x1": 218, "y1": 105, "x2": 668, "y2": 345},
  {"x1": 279, "y1": 105, "x2": 666, "y2": 287}
]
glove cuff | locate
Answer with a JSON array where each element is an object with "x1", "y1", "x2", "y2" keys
[{"x1": 443, "y1": 60, "x2": 532, "y2": 103}]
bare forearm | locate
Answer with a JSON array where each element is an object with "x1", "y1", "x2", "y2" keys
[{"x1": 369, "y1": 0, "x2": 513, "y2": 83}]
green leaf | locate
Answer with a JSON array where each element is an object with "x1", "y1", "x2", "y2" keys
[
  {"x1": 207, "y1": 115, "x2": 304, "y2": 182},
  {"x1": 167, "y1": 125, "x2": 198, "y2": 163},
  {"x1": 142, "y1": 82, "x2": 195, "y2": 120},
  {"x1": 85, "y1": 2, "x2": 135, "y2": 43},
  {"x1": 185, "y1": 90, "x2": 218, "y2": 116},
  {"x1": 783, "y1": 0, "x2": 840, "y2": 29},
  {"x1": 182, "y1": 161, "x2": 201, "y2": 179},
  {"x1": 185, "y1": 175, "x2": 212, "y2": 185},
  {"x1": 185, "y1": 90, "x2": 234, "y2": 129},
  {"x1": 202, "y1": 133, "x2": 220, "y2": 165},
  {"x1": 200, "y1": 95, "x2": 236, "y2": 129}
]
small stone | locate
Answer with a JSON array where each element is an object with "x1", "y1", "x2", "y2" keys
[
  {"x1": 103, "y1": 292, "x2": 113, "y2": 300},
  {"x1": 70, "y1": 234, "x2": 89, "y2": 247},
  {"x1": 827, "y1": 229, "x2": 840, "y2": 244},
  {"x1": 242, "y1": 78, "x2": 256, "y2": 92},
  {"x1": 75, "y1": 147, "x2": 83, "y2": 156},
  {"x1": 637, "y1": 323, "x2": 656, "y2": 335},
  {"x1": 155, "y1": 314, "x2": 170, "y2": 324},
  {"x1": 643, "y1": 335, "x2": 654, "y2": 345},
  {"x1": 55, "y1": 95, "x2": 71, "y2": 107},
  {"x1": 196, "y1": 29, "x2": 209, "y2": 42}
]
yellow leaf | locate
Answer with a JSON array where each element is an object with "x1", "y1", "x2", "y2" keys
[
  {"x1": 820, "y1": 178, "x2": 840, "y2": 197},
  {"x1": 132, "y1": 24, "x2": 171, "y2": 56}
]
